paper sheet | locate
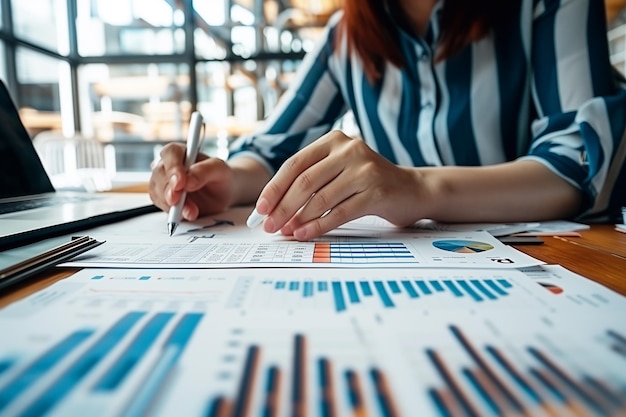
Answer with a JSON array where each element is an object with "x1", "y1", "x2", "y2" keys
[
  {"x1": 60, "y1": 208, "x2": 542, "y2": 269},
  {"x1": 0, "y1": 265, "x2": 624, "y2": 417}
]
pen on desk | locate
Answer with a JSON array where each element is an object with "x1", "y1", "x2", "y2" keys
[
  {"x1": 246, "y1": 208, "x2": 266, "y2": 228},
  {"x1": 167, "y1": 111, "x2": 204, "y2": 236}
]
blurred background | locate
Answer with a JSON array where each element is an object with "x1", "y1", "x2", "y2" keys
[{"x1": 0, "y1": 0, "x2": 624, "y2": 191}]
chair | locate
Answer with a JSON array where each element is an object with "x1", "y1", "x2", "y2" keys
[{"x1": 32, "y1": 130, "x2": 116, "y2": 192}]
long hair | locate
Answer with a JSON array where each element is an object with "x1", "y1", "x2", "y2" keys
[{"x1": 340, "y1": 0, "x2": 522, "y2": 82}]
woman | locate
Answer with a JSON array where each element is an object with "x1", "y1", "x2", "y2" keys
[{"x1": 150, "y1": 0, "x2": 626, "y2": 241}]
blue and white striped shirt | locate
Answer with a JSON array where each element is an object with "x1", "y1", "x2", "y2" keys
[{"x1": 231, "y1": 0, "x2": 626, "y2": 219}]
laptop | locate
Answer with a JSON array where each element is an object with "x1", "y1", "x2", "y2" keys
[{"x1": 0, "y1": 80, "x2": 158, "y2": 250}]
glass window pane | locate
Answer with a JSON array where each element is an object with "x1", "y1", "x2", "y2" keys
[
  {"x1": 0, "y1": 43, "x2": 6, "y2": 83},
  {"x1": 79, "y1": 62, "x2": 190, "y2": 140},
  {"x1": 12, "y1": 0, "x2": 69, "y2": 54},
  {"x1": 76, "y1": 0, "x2": 184, "y2": 56},
  {"x1": 78, "y1": 63, "x2": 189, "y2": 171},
  {"x1": 15, "y1": 48, "x2": 71, "y2": 138}
]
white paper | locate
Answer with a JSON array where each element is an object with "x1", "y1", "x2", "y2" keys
[
  {"x1": 60, "y1": 207, "x2": 542, "y2": 269},
  {"x1": 0, "y1": 265, "x2": 624, "y2": 417}
]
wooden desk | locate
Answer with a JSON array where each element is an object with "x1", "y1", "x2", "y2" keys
[
  {"x1": 513, "y1": 224, "x2": 626, "y2": 297},
  {"x1": 1, "y1": 224, "x2": 626, "y2": 310}
]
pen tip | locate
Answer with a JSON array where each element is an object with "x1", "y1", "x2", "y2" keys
[{"x1": 168, "y1": 223, "x2": 178, "y2": 237}]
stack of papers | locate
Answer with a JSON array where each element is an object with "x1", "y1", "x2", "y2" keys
[{"x1": 0, "y1": 207, "x2": 624, "y2": 417}]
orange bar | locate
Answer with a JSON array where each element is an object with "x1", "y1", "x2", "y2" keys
[
  {"x1": 370, "y1": 368, "x2": 401, "y2": 417},
  {"x1": 313, "y1": 256, "x2": 331, "y2": 263}
]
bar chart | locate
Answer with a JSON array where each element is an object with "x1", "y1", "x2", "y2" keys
[
  {"x1": 250, "y1": 276, "x2": 514, "y2": 313},
  {"x1": 1, "y1": 266, "x2": 626, "y2": 417},
  {"x1": 0, "y1": 310, "x2": 203, "y2": 417},
  {"x1": 190, "y1": 319, "x2": 626, "y2": 417},
  {"x1": 424, "y1": 324, "x2": 626, "y2": 417}
]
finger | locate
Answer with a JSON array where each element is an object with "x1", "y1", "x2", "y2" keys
[
  {"x1": 148, "y1": 159, "x2": 169, "y2": 211},
  {"x1": 291, "y1": 193, "x2": 367, "y2": 241},
  {"x1": 257, "y1": 135, "x2": 335, "y2": 215},
  {"x1": 263, "y1": 157, "x2": 343, "y2": 233},
  {"x1": 185, "y1": 156, "x2": 224, "y2": 192},
  {"x1": 279, "y1": 168, "x2": 358, "y2": 235}
]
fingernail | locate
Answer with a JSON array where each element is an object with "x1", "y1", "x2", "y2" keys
[
  {"x1": 169, "y1": 174, "x2": 178, "y2": 188},
  {"x1": 263, "y1": 217, "x2": 275, "y2": 233},
  {"x1": 281, "y1": 224, "x2": 293, "y2": 236},
  {"x1": 293, "y1": 227, "x2": 307, "y2": 241},
  {"x1": 256, "y1": 198, "x2": 269, "y2": 214}
]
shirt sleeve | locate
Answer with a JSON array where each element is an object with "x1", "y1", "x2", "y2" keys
[
  {"x1": 521, "y1": 0, "x2": 626, "y2": 219},
  {"x1": 228, "y1": 12, "x2": 347, "y2": 174}
]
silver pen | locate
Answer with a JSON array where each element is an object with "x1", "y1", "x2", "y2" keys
[{"x1": 167, "y1": 111, "x2": 204, "y2": 236}]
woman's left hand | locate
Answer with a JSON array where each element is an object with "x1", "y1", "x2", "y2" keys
[{"x1": 253, "y1": 130, "x2": 428, "y2": 240}]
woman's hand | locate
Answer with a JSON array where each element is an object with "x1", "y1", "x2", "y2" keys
[
  {"x1": 254, "y1": 130, "x2": 427, "y2": 240},
  {"x1": 149, "y1": 142, "x2": 235, "y2": 221}
]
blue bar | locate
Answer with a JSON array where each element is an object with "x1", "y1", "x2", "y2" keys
[
  {"x1": 485, "y1": 346, "x2": 542, "y2": 405},
  {"x1": 429, "y1": 280, "x2": 445, "y2": 292},
  {"x1": 329, "y1": 254, "x2": 413, "y2": 260},
  {"x1": 318, "y1": 358, "x2": 333, "y2": 417},
  {"x1": 275, "y1": 281, "x2": 286, "y2": 289},
  {"x1": 428, "y1": 388, "x2": 453, "y2": 417},
  {"x1": 457, "y1": 280, "x2": 483, "y2": 302},
  {"x1": 425, "y1": 349, "x2": 480, "y2": 417},
  {"x1": 289, "y1": 281, "x2": 300, "y2": 291},
  {"x1": 332, "y1": 282, "x2": 347, "y2": 312},
  {"x1": 345, "y1": 370, "x2": 363, "y2": 412},
  {"x1": 164, "y1": 312, "x2": 204, "y2": 349},
  {"x1": 120, "y1": 313, "x2": 206, "y2": 417},
  {"x1": 303, "y1": 281, "x2": 314, "y2": 297},
  {"x1": 484, "y1": 279, "x2": 508, "y2": 296},
  {"x1": 120, "y1": 345, "x2": 181, "y2": 417},
  {"x1": 528, "y1": 347, "x2": 607, "y2": 414},
  {"x1": 374, "y1": 281, "x2": 395, "y2": 308},
  {"x1": 262, "y1": 366, "x2": 280, "y2": 417},
  {"x1": 318, "y1": 281, "x2": 328, "y2": 292},
  {"x1": 462, "y1": 368, "x2": 501, "y2": 415},
  {"x1": 94, "y1": 312, "x2": 175, "y2": 391},
  {"x1": 0, "y1": 358, "x2": 15, "y2": 377},
  {"x1": 0, "y1": 330, "x2": 94, "y2": 413},
  {"x1": 18, "y1": 312, "x2": 145, "y2": 417},
  {"x1": 369, "y1": 368, "x2": 395, "y2": 417},
  {"x1": 139, "y1": 276, "x2": 151, "y2": 281},
  {"x1": 359, "y1": 281, "x2": 373, "y2": 296},
  {"x1": 232, "y1": 346, "x2": 260, "y2": 417},
  {"x1": 470, "y1": 280, "x2": 497, "y2": 300},
  {"x1": 443, "y1": 280, "x2": 464, "y2": 297},
  {"x1": 207, "y1": 396, "x2": 228, "y2": 417},
  {"x1": 91, "y1": 275, "x2": 104, "y2": 280},
  {"x1": 388, "y1": 281, "x2": 401, "y2": 294},
  {"x1": 346, "y1": 282, "x2": 360, "y2": 303},
  {"x1": 497, "y1": 279, "x2": 513, "y2": 289},
  {"x1": 416, "y1": 280, "x2": 432, "y2": 295},
  {"x1": 291, "y1": 335, "x2": 306, "y2": 416},
  {"x1": 401, "y1": 281, "x2": 419, "y2": 298},
  {"x1": 582, "y1": 376, "x2": 624, "y2": 407},
  {"x1": 529, "y1": 368, "x2": 568, "y2": 403}
]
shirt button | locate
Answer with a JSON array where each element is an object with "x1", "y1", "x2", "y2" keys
[
  {"x1": 420, "y1": 52, "x2": 429, "y2": 61},
  {"x1": 422, "y1": 101, "x2": 433, "y2": 109}
]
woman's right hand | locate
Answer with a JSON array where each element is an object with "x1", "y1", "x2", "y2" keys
[{"x1": 149, "y1": 142, "x2": 235, "y2": 221}]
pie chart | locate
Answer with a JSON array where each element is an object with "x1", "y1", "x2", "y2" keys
[{"x1": 432, "y1": 240, "x2": 494, "y2": 253}]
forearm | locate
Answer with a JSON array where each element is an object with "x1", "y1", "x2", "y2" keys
[
  {"x1": 416, "y1": 160, "x2": 583, "y2": 223},
  {"x1": 228, "y1": 156, "x2": 273, "y2": 206}
]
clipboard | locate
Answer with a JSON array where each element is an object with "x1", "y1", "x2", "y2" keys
[{"x1": 0, "y1": 236, "x2": 104, "y2": 291}]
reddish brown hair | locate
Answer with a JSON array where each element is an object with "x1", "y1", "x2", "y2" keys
[{"x1": 340, "y1": 0, "x2": 522, "y2": 82}]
